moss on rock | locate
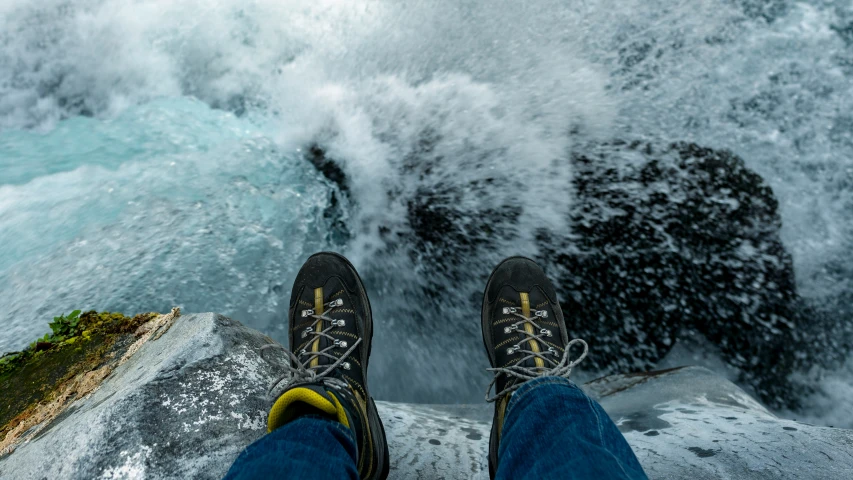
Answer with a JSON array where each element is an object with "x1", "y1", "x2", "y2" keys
[{"x1": 0, "y1": 310, "x2": 158, "y2": 444}]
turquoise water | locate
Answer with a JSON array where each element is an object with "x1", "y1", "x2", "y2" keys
[
  {"x1": 1, "y1": 0, "x2": 852, "y2": 424},
  {"x1": 0, "y1": 98, "x2": 336, "y2": 347}
]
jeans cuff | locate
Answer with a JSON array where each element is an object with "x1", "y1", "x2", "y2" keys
[
  {"x1": 295, "y1": 414, "x2": 356, "y2": 442},
  {"x1": 505, "y1": 376, "x2": 581, "y2": 415}
]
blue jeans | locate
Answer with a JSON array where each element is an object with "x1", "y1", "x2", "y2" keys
[{"x1": 225, "y1": 376, "x2": 647, "y2": 479}]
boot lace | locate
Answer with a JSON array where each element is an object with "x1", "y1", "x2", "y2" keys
[
  {"x1": 486, "y1": 307, "x2": 588, "y2": 402},
  {"x1": 261, "y1": 298, "x2": 361, "y2": 397}
]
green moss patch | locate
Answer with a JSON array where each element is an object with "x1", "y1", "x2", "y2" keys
[{"x1": 0, "y1": 310, "x2": 157, "y2": 441}]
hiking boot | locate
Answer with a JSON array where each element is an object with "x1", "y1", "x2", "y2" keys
[
  {"x1": 262, "y1": 252, "x2": 389, "y2": 480},
  {"x1": 481, "y1": 256, "x2": 588, "y2": 479}
]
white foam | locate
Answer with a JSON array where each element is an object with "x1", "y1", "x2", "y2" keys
[{"x1": 1, "y1": 0, "x2": 851, "y2": 427}]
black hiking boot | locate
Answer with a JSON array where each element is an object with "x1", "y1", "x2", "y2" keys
[
  {"x1": 481, "y1": 256, "x2": 588, "y2": 479},
  {"x1": 264, "y1": 252, "x2": 389, "y2": 480}
]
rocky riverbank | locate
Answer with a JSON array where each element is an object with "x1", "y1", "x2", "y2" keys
[{"x1": 1, "y1": 312, "x2": 851, "y2": 479}]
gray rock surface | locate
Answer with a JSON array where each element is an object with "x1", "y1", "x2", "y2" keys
[{"x1": 1, "y1": 313, "x2": 851, "y2": 479}]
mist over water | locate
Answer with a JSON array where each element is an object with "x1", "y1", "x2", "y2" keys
[{"x1": 1, "y1": 0, "x2": 851, "y2": 424}]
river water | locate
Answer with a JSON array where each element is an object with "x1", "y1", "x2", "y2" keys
[{"x1": 1, "y1": 0, "x2": 851, "y2": 426}]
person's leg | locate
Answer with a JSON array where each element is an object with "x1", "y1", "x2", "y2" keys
[
  {"x1": 496, "y1": 376, "x2": 647, "y2": 480},
  {"x1": 481, "y1": 256, "x2": 648, "y2": 479},
  {"x1": 225, "y1": 252, "x2": 389, "y2": 479},
  {"x1": 224, "y1": 415, "x2": 358, "y2": 479}
]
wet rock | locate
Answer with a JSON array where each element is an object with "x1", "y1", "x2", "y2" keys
[
  {"x1": 590, "y1": 366, "x2": 853, "y2": 479},
  {"x1": 538, "y1": 141, "x2": 806, "y2": 409},
  {"x1": 2, "y1": 314, "x2": 851, "y2": 479}
]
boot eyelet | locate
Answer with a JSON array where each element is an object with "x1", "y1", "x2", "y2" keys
[
  {"x1": 301, "y1": 309, "x2": 314, "y2": 318},
  {"x1": 535, "y1": 310, "x2": 548, "y2": 318},
  {"x1": 504, "y1": 326, "x2": 512, "y2": 334},
  {"x1": 299, "y1": 348, "x2": 307, "y2": 356},
  {"x1": 540, "y1": 328, "x2": 552, "y2": 337},
  {"x1": 342, "y1": 362, "x2": 351, "y2": 370},
  {"x1": 507, "y1": 345, "x2": 520, "y2": 355},
  {"x1": 334, "y1": 339, "x2": 348, "y2": 348},
  {"x1": 333, "y1": 319, "x2": 346, "y2": 327},
  {"x1": 548, "y1": 346, "x2": 557, "y2": 355},
  {"x1": 331, "y1": 299, "x2": 344, "y2": 307},
  {"x1": 502, "y1": 307, "x2": 517, "y2": 314}
]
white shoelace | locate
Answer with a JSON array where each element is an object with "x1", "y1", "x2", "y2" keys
[
  {"x1": 486, "y1": 308, "x2": 588, "y2": 402},
  {"x1": 261, "y1": 299, "x2": 361, "y2": 397}
]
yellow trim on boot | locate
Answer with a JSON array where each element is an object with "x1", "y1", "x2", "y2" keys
[
  {"x1": 520, "y1": 292, "x2": 544, "y2": 368},
  {"x1": 329, "y1": 391, "x2": 351, "y2": 429},
  {"x1": 267, "y1": 387, "x2": 351, "y2": 432},
  {"x1": 310, "y1": 287, "x2": 324, "y2": 368},
  {"x1": 267, "y1": 387, "x2": 337, "y2": 433}
]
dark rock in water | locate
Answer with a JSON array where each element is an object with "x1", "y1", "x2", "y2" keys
[
  {"x1": 832, "y1": 20, "x2": 853, "y2": 48},
  {"x1": 305, "y1": 145, "x2": 352, "y2": 245},
  {"x1": 306, "y1": 145, "x2": 350, "y2": 195},
  {"x1": 538, "y1": 141, "x2": 805, "y2": 409},
  {"x1": 735, "y1": 0, "x2": 790, "y2": 23},
  {"x1": 304, "y1": 140, "x2": 813, "y2": 409},
  {"x1": 406, "y1": 179, "x2": 521, "y2": 299}
]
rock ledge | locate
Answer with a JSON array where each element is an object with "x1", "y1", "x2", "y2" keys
[{"x1": 1, "y1": 313, "x2": 851, "y2": 479}]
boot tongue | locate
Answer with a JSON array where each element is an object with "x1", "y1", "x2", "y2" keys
[
  {"x1": 308, "y1": 287, "x2": 328, "y2": 369},
  {"x1": 300, "y1": 281, "x2": 355, "y2": 371},
  {"x1": 267, "y1": 384, "x2": 350, "y2": 433},
  {"x1": 517, "y1": 291, "x2": 547, "y2": 370}
]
